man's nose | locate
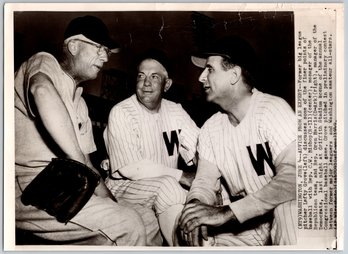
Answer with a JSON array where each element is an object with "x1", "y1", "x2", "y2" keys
[
  {"x1": 99, "y1": 50, "x2": 108, "y2": 62},
  {"x1": 144, "y1": 76, "x2": 151, "y2": 86},
  {"x1": 198, "y1": 69, "x2": 207, "y2": 83}
]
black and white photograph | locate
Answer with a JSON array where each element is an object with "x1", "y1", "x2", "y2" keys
[{"x1": 3, "y1": 3, "x2": 343, "y2": 251}]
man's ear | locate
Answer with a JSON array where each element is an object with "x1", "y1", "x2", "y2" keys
[
  {"x1": 230, "y1": 65, "x2": 242, "y2": 85},
  {"x1": 164, "y1": 78, "x2": 173, "y2": 92},
  {"x1": 66, "y1": 40, "x2": 79, "y2": 56}
]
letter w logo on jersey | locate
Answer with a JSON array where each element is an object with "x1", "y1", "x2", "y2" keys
[
  {"x1": 246, "y1": 142, "x2": 276, "y2": 176},
  {"x1": 162, "y1": 129, "x2": 181, "y2": 156}
]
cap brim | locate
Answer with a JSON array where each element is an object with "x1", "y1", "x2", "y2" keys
[
  {"x1": 104, "y1": 38, "x2": 121, "y2": 54},
  {"x1": 110, "y1": 48, "x2": 121, "y2": 54},
  {"x1": 191, "y1": 56, "x2": 207, "y2": 68}
]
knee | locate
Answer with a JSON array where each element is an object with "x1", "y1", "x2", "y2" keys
[
  {"x1": 125, "y1": 208, "x2": 147, "y2": 234},
  {"x1": 157, "y1": 176, "x2": 187, "y2": 208},
  {"x1": 157, "y1": 175, "x2": 186, "y2": 201},
  {"x1": 121, "y1": 208, "x2": 147, "y2": 245},
  {"x1": 160, "y1": 175, "x2": 180, "y2": 186}
]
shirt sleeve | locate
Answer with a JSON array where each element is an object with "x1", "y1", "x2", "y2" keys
[
  {"x1": 187, "y1": 122, "x2": 221, "y2": 205},
  {"x1": 177, "y1": 106, "x2": 200, "y2": 165},
  {"x1": 23, "y1": 53, "x2": 61, "y2": 118},
  {"x1": 262, "y1": 96, "x2": 296, "y2": 156},
  {"x1": 104, "y1": 106, "x2": 143, "y2": 174}
]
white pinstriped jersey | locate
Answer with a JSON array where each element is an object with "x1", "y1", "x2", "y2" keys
[
  {"x1": 104, "y1": 94, "x2": 199, "y2": 177},
  {"x1": 188, "y1": 88, "x2": 296, "y2": 217}
]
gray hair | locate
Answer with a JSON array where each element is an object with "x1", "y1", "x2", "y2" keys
[{"x1": 221, "y1": 56, "x2": 256, "y2": 89}]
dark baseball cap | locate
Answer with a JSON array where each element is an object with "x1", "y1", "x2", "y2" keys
[
  {"x1": 137, "y1": 48, "x2": 172, "y2": 76},
  {"x1": 191, "y1": 35, "x2": 257, "y2": 76},
  {"x1": 64, "y1": 15, "x2": 120, "y2": 52}
]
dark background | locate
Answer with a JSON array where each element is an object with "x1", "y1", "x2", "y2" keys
[{"x1": 14, "y1": 11, "x2": 295, "y2": 166}]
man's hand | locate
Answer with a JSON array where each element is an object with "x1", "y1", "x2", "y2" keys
[
  {"x1": 85, "y1": 158, "x2": 116, "y2": 202},
  {"x1": 100, "y1": 159, "x2": 110, "y2": 171},
  {"x1": 94, "y1": 179, "x2": 117, "y2": 202},
  {"x1": 178, "y1": 223, "x2": 208, "y2": 246},
  {"x1": 179, "y1": 170, "x2": 196, "y2": 189},
  {"x1": 178, "y1": 200, "x2": 236, "y2": 246}
]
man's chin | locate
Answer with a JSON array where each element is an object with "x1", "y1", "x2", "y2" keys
[
  {"x1": 206, "y1": 95, "x2": 214, "y2": 103},
  {"x1": 89, "y1": 73, "x2": 99, "y2": 80}
]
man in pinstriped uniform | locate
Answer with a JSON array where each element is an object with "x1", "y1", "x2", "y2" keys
[
  {"x1": 102, "y1": 48, "x2": 199, "y2": 246},
  {"x1": 178, "y1": 35, "x2": 297, "y2": 246}
]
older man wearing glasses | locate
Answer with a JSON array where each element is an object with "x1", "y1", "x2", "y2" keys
[{"x1": 15, "y1": 15, "x2": 162, "y2": 246}]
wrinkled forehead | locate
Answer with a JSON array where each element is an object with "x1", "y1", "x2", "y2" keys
[
  {"x1": 64, "y1": 34, "x2": 119, "y2": 53},
  {"x1": 64, "y1": 34, "x2": 98, "y2": 45},
  {"x1": 138, "y1": 59, "x2": 168, "y2": 76},
  {"x1": 192, "y1": 55, "x2": 225, "y2": 68},
  {"x1": 204, "y1": 56, "x2": 226, "y2": 69}
]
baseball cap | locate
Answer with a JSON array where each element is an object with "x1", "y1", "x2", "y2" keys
[
  {"x1": 136, "y1": 48, "x2": 172, "y2": 76},
  {"x1": 64, "y1": 15, "x2": 120, "y2": 53},
  {"x1": 191, "y1": 35, "x2": 257, "y2": 76}
]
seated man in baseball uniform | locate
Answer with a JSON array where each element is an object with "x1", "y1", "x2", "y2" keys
[
  {"x1": 102, "y1": 48, "x2": 200, "y2": 246},
  {"x1": 15, "y1": 15, "x2": 161, "y2": 246},
  {"x1": 178, "y1": 35, "x2": 297, "y2": 246}
]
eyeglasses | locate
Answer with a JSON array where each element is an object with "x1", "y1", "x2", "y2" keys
[{"x1": 73, "y1": 39, "x2": 112, "y2": 57}]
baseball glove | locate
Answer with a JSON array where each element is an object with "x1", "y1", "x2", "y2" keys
[{"x1": 21, "y1": 158, "x2": 100, "y2": 224}]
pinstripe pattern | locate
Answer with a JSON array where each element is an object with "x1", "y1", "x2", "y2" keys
[
  {"x1": 214, "y1": 227, "x2": 270, "y2": 246},
  {"x1": 104, "y1": 95, "x2": 199, "y2": 172},
  {"x1": 189, "y1": 89, "x2": 296, "y2": 246},
  {"x1": 106, "y1": 176, "x2": 187, "y2": 215},
  {"x1": 104, "y1": 94, "x2": 198, "y2": 215},
  {"x1": 271, "y1": 200, "x2": 297, "y2": 245}
]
